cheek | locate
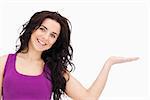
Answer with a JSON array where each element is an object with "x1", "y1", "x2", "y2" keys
[
  {"x1": 31, "y1": 31, "x2": 44, "y2": 42},
  {"x1": 30, "y1": 34, "x2": 35, "y2": 42},
  {"x1": 53, "y1": 37, "x2": 59, "y2": 44},
  {"x1": 32, "y1": 30, "x2": 43, "y2": 36},
  {"x1": 47, "y1": 38, "x2": 58, "y2": 47},
  {"x1": 30, "y1": 32, "x2": 41, "y2": 45},
  {"x1": 48, "y1": 40, "x2": 56, "y2": 47},
  {"x1": 31, "y1": 31, "x2": 38, "y2": 38}
]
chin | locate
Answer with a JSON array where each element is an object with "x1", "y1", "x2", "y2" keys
[{"x1": 36, "y1": 47, "x2": 49, "y2": 52}]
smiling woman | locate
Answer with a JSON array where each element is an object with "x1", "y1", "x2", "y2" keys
[
  {"x1": 0, "y1": 10, "x2": 139, "y2": 100},
  {"x1": 1, "y1": 11, "x2": 74, "y2": 100},
  {"x1": 30, "y1": 18, "x2": 60, "y2": 52}
]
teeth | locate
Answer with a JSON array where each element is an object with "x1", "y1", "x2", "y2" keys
[{"x1": 37, "y1": 39, "x2": 46, "y2": 45}]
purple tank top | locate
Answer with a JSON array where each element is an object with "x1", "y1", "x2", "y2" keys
[{"x1": 2, "y1": 53, "x2": 53, "y2": 100}]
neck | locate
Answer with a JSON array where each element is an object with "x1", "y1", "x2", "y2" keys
[
  {"x1": 20, "y1": 48, "x2": 43, "y2": 62},
  {"x1": 24, "y1": 50, "x2": 42, "y2": 61}
]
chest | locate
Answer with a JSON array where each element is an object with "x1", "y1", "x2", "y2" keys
[
  {"x1": 2, "y1": 54, "x2": 53, "y2": 99},
  {"x1": 15, "y1": 57, "x2": 45, "y2": 76}
]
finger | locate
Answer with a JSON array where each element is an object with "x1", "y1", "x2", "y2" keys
[{"x1": 125, "y1": 57, "x2": 139, "y2": 62}]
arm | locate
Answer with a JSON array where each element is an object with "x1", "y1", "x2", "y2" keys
[
  {"x1": 0, "y1": 55, "x2": 8, "y2": 100},
  {"x1": 65, "y1": 56, "x2": 139, "y2": 100}
]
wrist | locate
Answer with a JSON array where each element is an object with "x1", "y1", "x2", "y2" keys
[{"x1": 104, "y1": 59, "x2": 113, "y2": 70}]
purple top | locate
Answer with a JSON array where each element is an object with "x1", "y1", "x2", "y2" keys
[{"x1": 2, "y1": 53, "x2": 53, "y2": 100}]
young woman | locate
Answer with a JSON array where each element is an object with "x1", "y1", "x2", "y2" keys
[{"x1": 0, "y1": 10, "x2": 139, "y2": 100}]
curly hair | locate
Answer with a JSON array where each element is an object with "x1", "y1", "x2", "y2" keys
[{"x1": 16, "y1": 11, "x2": 74, "y2": 100}]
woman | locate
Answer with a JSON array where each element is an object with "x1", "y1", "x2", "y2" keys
[{"x1": 0, "y1": 10, "x2": 139, "y2": 100}]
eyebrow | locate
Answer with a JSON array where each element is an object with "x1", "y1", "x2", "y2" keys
[{"x1": 41, "y1": 25, "x2": 58, "y2": 36}]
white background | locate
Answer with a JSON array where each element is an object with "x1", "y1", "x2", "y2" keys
[{"x1": 0, "y1": 0, "x2": 149, "y2": 100}]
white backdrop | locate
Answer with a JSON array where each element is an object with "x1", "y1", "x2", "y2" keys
[{"x1": 0, "y1": 0, "x2": 149, "y2": 100}]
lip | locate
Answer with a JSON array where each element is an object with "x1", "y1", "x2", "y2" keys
[{"x1": 37, "y1": 38, "x2": 46, "y2": 46}]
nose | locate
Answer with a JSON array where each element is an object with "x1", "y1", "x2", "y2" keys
[{"x1": 42, "y1": 32, "x2": 49, "y2": 41}]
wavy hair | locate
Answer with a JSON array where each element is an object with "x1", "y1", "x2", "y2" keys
[{"x1": 16, "y1": 11, "x2": 74, "y2": 100}]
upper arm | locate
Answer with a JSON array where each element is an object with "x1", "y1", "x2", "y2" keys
[
  {"x1": 0, "y1": 55, "x2": 8, "y2": 98},
  {"x1": 64, "y1": 72, "x2": 96, "y2": 100}
]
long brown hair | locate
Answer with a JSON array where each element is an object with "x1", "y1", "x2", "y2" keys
[{"x1": 16, "y1": 11, "x2": 74, "y2": 100}]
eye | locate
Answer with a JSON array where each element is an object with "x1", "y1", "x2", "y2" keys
[
  {"x1": 50, "y1": 34, "x2": 56, "y2": 38},
  {"x1": 39, "y1": 27, "x2": 46, "y2": 32}
]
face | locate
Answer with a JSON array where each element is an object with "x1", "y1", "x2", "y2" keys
[{"x1": 29, "y1": 18, "x2": 61, "y2": 52}]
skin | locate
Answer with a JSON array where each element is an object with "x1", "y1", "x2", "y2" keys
[{"x1": 0, "y1": 18, "x2": 139, "y2": 100}]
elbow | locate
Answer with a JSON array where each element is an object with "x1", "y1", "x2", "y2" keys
[
  {"x1": 86, "y1": 94, "x2": 99, "y2": 100},
  {"x1": 81, "y1": 91, "x2": 99, "y2": 100},
  {"x1": 85, "y1": 90, "x2": 100, "y2": 100},
  {"x1": 72, "y1": 92, "x2": 99, "y2": 100}
]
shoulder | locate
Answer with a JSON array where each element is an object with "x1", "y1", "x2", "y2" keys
[
  {"x1": 0, "y1": 54, "x2": 9, "y2": 65},
  {"x1": 0, "y1": 54, "x2": 9, "y2": 74}
]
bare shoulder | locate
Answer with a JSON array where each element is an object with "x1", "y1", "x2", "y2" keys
[
  {"x1": 0, "y1": 54, "x2": 9, "y2": 74},
  {"x1": 0, "y1": 54, "x2": 9, "y2": 64}
]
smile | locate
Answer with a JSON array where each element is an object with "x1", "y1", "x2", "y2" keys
[{"x1": 37, "y1": 39, "x2": 46, "y2": 46}]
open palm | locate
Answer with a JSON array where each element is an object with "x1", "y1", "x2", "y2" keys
[{"x1": 107, "y1": 56, "x2": 139, "y2": 65}]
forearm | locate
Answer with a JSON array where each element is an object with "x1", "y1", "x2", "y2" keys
[
  {"x1": 66, "y1": 56, "x2": 138, "y2": 100},
  {"x1": 87, "y1": 61, "x2": 112, "y2": 99}
]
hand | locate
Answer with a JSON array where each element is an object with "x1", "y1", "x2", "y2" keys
[{"x1": 106, "y1": 56, "x2": 139, "y2": 65}]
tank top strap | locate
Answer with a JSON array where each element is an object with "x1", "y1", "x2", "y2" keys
[{"x1": 3, "y1": 53, "x2": 16, "y2": 77}]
